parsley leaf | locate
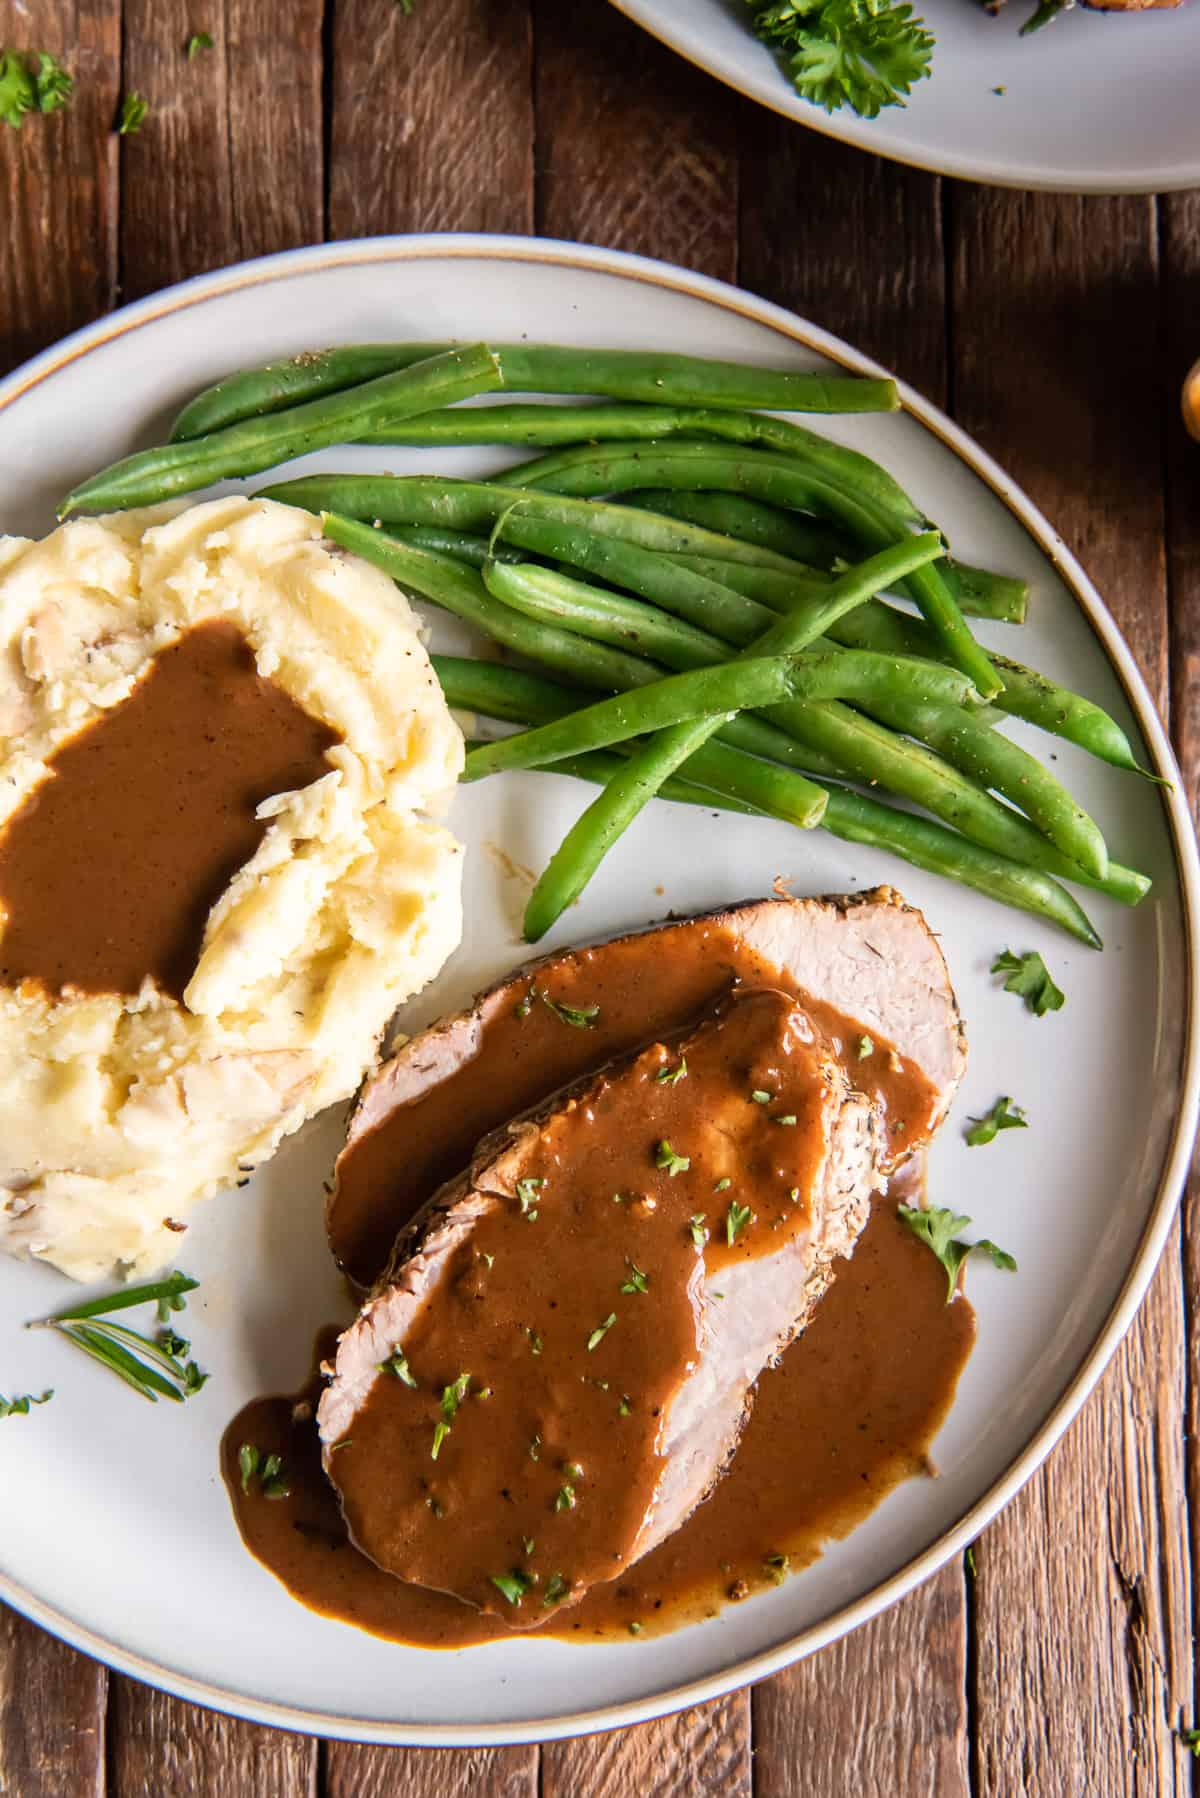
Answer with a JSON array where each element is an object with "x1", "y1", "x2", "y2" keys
[
  {"x1": 897, "y1": 1204, "x2": 1017, "y2": 1302},
  {"x1": 238, "y1": 1442, "x2": 290, "y2": 1499},
  {"x1": 771, "y1": 1113, "x2": 797, "y2": 1127},
  {"x1": 491, "y1": 1569, "x2": 533, "y2": 1606},
  {"x1": 116, "y1": 91, "x2": 148, "y2": 135},
  {"x1": 33, "y1": 53, "x2": 71, "y2": 113},
  {"x1": 991, "y1": 949, "x2": 1065, "y2": 1017},
  {"x1": 543, "y1": 1572, "x2": 570, "y2": 1605},
  {"x1": 620, "y1": 1262, "x2": 649, "y2": 1295},
  {"x1": 516, "y1": 1176, "x2": 544, "y2": 1220},
  {"x1": 726, "y1": 1200, "x2": 753, "y2": 1246},
  {"x1": 431, "y1": 1419, "x2": 452, "y2": 1460},
  {"x1": 966, "y1": 1095, "x2": 1028, "y2": 1147},
  {"x1": 186, "y1": 31, "x2": 214, "y2": 58},
  {"x1": 555, "y1": 1483, "x2": 576, "y2": 1512},
  {"x1": 539, "y1": 990, "x2": 599, "y2": 1029},
  {"x1": 440, "y1": 1372, "x2": 471, "y2": 1421},
  {"x1": 655, "y1": 1139, "x2": 690, "y2": 1176},
  {"x1": 690, "y1": 1214, "x2": 708, "y2": 1249},
  {"x1": 0, "y1": 1389, "x2": 52, "y2": 1419},
  {"x1": 656, "y1": 1055, "x2": 688, "y2": 1085},
  {"x1": 750, "y1": 1089, "x2": 773, "y2": 1105},
  {"x1": 378, "y1": 1346, "x2": 417, "y2": 1387},
  {"x1": 0, "y1": 50, "x2": 72, "y2": 128},
  {"x1": 743, "y1": 0, "x2": 935, "y2": 121},
  {"x1": 587, "y1": 1313, "x2": 616, "y2": 1352},
  {"x1": 763, "y1": 1552, "x2": 790, "y2": 1585},
  {"x1": 857, "y1": 1035, "x2": 874, "y2": 1059},
  {"x1": 1179, "y1": 1727, "x2": 1200, "y2": 1758}
]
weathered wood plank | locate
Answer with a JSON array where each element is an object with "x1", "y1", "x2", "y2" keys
[
  {"x1": 0, "y1": 0, "x2": 120, "y2": 376},
  {"x1": 740, "y1": 119, "x2": 967, "y2": 1798},
  {"x1": 328, "y1": 0, "x2": 533, "y2": 241},
  {"x1": 324, "y1": 1743, "x2": 537, "y2": 1798},
  {"x1": 542, "y1": 1696, "x2": 750, "y2": 1798},
  {"x1": 119, "y1": 0, "x2": 324, "y2": 303},
  {"x1": 0, "y1": 1607, "x2": 106, "y2": 1798},
  {"x1": 105, "y1": 1682, "x2": 316, "y2": 1797},
  {"x1": 533, "y1": 4, "x2": 737, "y2": 282},
  {"x1": 950, "y1": 188, "x2": 1191, "y2": 1797}
]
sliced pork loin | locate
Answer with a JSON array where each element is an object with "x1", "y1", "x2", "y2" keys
[
  {"x1": 327, "y1": 885, "x2": 966, "y2": 1289},
  {"x1": 317, "y1": 888, "x2": 965, "y2": 1624}
]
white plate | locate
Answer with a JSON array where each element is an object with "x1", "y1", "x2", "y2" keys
[
  {"x1": 612, "y1": 0, "x2": 1200, "y2": 193},
  {"x1": 0, "y1": 236, "x2": 1196, "y2": 1745}
]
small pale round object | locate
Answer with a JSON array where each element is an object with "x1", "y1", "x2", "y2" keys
[
  {"x1": 0, "y1": 496, "x2": 464, "y2": 1280},
  {"x1": 1184, "y1": 357, "x2": 1200, "y2": 444}
]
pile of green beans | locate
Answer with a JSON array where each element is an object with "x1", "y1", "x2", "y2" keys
[{"x1": 58, "y1": 340, "x2": 1156, "y2": 942}]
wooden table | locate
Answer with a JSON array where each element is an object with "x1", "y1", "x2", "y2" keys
[{"x1": 2, "y1": 6, "x2": 1197, "y2": 1792}]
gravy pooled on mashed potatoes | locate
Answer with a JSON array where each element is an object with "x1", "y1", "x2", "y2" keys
[{"x1": 0, "y1": 497, "x2": 465, "y2": 1281}]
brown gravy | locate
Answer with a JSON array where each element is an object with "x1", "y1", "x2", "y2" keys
[
  {"x1": 328, "y1": 991, "x2": 843, "y2": 1622},
  {"x1": 222, "y1": 1189, "x2": 974, "y2": 1647},
  {"x1": 330, "y1": 918, "x2": 935, "y2": 1288},
  {"x1": 0, "y1": 620, "x2": 339, "y2": 1001}
]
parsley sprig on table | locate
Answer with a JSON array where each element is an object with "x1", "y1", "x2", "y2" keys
[
  {"x1": 743, "y1": 0, "x2": 934, "y2": 121},
  {"x1": 0, "y1": 50, "x2": 72, "y2": 129}
]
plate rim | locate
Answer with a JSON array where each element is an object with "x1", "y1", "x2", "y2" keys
[
  {"x1": 0, "y1": 230, "x2": 1196, "y2": 1746},
  {"x1": 607, "y1": 0, "x2": 1200, "y2": 195}
]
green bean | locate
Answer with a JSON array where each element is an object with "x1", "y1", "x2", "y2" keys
[
  {"x1": 321, "y1": 513, "x2": 832, "y2": 774},
  {"x1": 518, "y1": 535, "x2": 947, "y2": 937},
  {"x1": 61, "y1": 346, "x2": 503, "y2": 516},
  {"x1": 494, "y1": 440, "x2": 1002, "y2": 700},
  {"x1": 438, "y1": 659, "x2": 1100, "y2": 947},
  {"x1": 618, "y1": 488, "x2": 850, "y2": 565},
  {"x1": 435, "y1": 656, "x2": 1144, "y2": 919},
  {"x1": 357, "y1": 402, "x2": 916, "y2": 520},
  {"x1": 462, "y1": 656, "x2": 839, "y2": 786},
  {"x1": 171, "y1": 344, "x2": 898, "y2": 441}
]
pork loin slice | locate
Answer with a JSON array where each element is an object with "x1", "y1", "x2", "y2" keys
[
  {"x1": 329, "y1": 885, "x2": 966, "y2": 1289},
  {"x1": 318, "y1": 988, "x2": 881, "y2": 1624}
]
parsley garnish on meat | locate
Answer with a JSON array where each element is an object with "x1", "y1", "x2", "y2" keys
[
  {"x1": 441, "y1": 1372, "x2": 471, "y2": 1420},
  {"x1": 857, "y1": 1035, "x2": 874, "y2": 1059},
  {"x1": 714, "y1": 1177, "x2": 731, "y2": 1193},
  {"x1": 555, "y1": 1483, "x2": 577, "y2": 1512},
  {"x1": 516, "y1": 1177, "x2": 544, "y2": 1220},
  {"x1": 587, "y1": 1314, "x2": 617, "y2": 1352},
  {"x1": 991, "y1": 949, "x2": 1065, "y2": 1017},
  {"x1": 491, "y1": 1570, "x2": 533, "y2": 1606},
  {"x1": 539, "y1": 990, "x2": 600, "y2": 1029},
  {"x1": 656, "y1": 1055, "x2": 688, "y2": 1085},
  {"x1": 655, "y1": 1140, "x2": 690, "y2": 1176},
  {"x1": 431, "y1": 1420, "x2": 451, "y2": 1460},
  {"x1": 543, "y1": 1572, "x2": 571, "y2": 1605},
  {"x1": 690, "y1": 1214, "x2": 708, "y2": 1249},
  {"x1": 742, "y1": 0, "x2": 934, "y2": 121},
  {"x1": 0, "y1": 1390, "x2": 52, "y2": 1419},
  {"x1": 897, "y1": 1204, "x2": 1016, "y2": 1302},
  {"x1": 966, "y1": 1095, "x2": 1027, "y2": 1147},
  {"x1": 620, "y1": 1262, "x2": 649, "y2": 1295},
  {"x1": 763, "y1": 1552, "x2": 790, "y2": 1585},
  {"x1": 726, "y1": 1201, "x2": 753, "y2": 1246},
  {"x1": 772, "y1": 1113, "x2": 798, "y2": 1127},
  {"x1": 378, "y1": 1346, "x2": 418, "y2": 1387},
  {"x1": 239, "y1": 1443, "x2": 290, "y2": 1499},
  {"x1": 751, "y1": 1089, "x2": 773, "y2": 1105},
  {"x1": 0, "y1": 51, "x2": 72, "y2": 128}
]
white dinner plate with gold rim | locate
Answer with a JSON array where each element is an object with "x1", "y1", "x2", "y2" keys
[
  {"x1": 0, "y1": 235, "x2": 1196, "y2": 1745},
  {"x1": 611, "y1": 0, "x2": 1200, "y2": 194}
]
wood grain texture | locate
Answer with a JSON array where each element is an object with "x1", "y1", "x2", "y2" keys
[
  {"x1": 752, "y1": 1570, "x2": 969, "y2": 1798},
  {"x1": 533, "y1": 6, "x2": 737, "y2": 282},
  {"x1": 0, "y1": 0, "x2": 119, "y2": 377},
  {"x1": 542, "y1": 1696, "x2": 751, "y2": 1798},
  {"x1": 323, "y1": 1743, "x2": 536, "y2": 1798},
  {"x1": 950, "y1": 189, "x2": 1191, "y2": 1798},
  {"x1": 0, "y1": 1608, "x2": 105, "y2": 1798},
  {"x1": 328, "y1": 0, "x2": 533, "y2": 241},
  {"x1": 119, "y1": 0, "x2": 324, "y2": 303},
  {"x1": 105, "y1": 1682, "x2": 316, "y2": 1798}
]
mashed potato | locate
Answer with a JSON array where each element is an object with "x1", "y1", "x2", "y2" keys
[{"x1": 0, "y1": 497, "x2": 464, "y2": 1281}]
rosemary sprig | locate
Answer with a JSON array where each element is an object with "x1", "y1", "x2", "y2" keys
[{"x1": 29, "y1": 1271, "x2": 207, "y2": 1403}]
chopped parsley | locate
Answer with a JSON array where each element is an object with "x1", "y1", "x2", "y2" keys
[
  {"x1": 0, "y1": 1390, "x2": 52, "y2": 1419},
  {"x1": 0, "y1": 51, "x2": 73, "y2": 128},
  {"x1": 516, "y1": 1176, "x2": 544, "y2": 1220},
  {"x1": 238, "y1": 1443, "x2": 290, "y2": 1500},
  {"x1": 897, "y1": 1204, "x2": 1017, "y2": 1302},
  {"x1": 966, "y1": 1095, "x2": 1027, "y2": 1147},
  {"x1": 529, "y1": 1434, "x2": 541, "y2": 1460},
  {"x1": 857, "y1": 1035, "x2": 874, "y2": 1059},
  {"x1": 772, "y1": 1113, "x2": 797, "y2": 1127},
  {"x1": 713, "y1": 1176, "x2": 731, "y2": 1193},
  {"x1": 539, "y1": 990, "x2": 600, "y2": 1029},
  {"x1": 620, "y1": 1262, "x2": 649, "y2": 1295},
  {"x1": 514, "y1": 992, "x2": 533, "y2": 1018},
  {"x1": 587, "y1": 1313, "x2": 617, "y2": 1352},
  {"x1": 440, "y1": 1372, "x2": 471, "y2": 1421},
  {"x1": 431, "y1": 1420, "x2": 452, "y2": 1460},
  {"x1": 655, "y1": 1139, "x2": 690, "y2": 1176},
  {"x1": 690, "y1": 1213, "x2": 708, "y2": 1250},
  {"x1": 750, "y1": 1089, "x2": 773, "y2": 1105},
  {"x1": 185, "y1": 31, "x2": 214, "y2": 57},
  {"x1": 763, "y1": 1553, "x2": 790, "y2": 1585},
  {"x1": 543, "y1": 1572, "x2": 571, "y2": 1606},
  {"x1": 991, "y1": 949, "x2": 1065, "y2": 1017},
  {"x1": 527, "y1": 1328, "x2": 543, "y2": 1356},
  {"x1": 618, "y1": 1395, "x2": 632, "y2": 1416},
  {"x1": 378, "y1": 1346, "x2": 418, "y2": 1387},
  {"x1": 726, "y1": 1200, "x2": 753, "y2": 1246},
  {"x1": 656, "y1": 1055, "x2": 688, "y2": 1085},
  {"x1": 555, "y1": 1484, "x2": 576, "y2": 1512},
  {"x1": 116, "y1": 91, "x2": 148, "y2": 135},
  {"x1": 522, "y1": 1535, "x2": 535, "y2": 1555},
  {"x1": 491, "y1": 1570, "x2": 533, "y2": 1606},
  {"x1": 628, "y1": 1620, "x2": 642, "y2": 1635}
]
